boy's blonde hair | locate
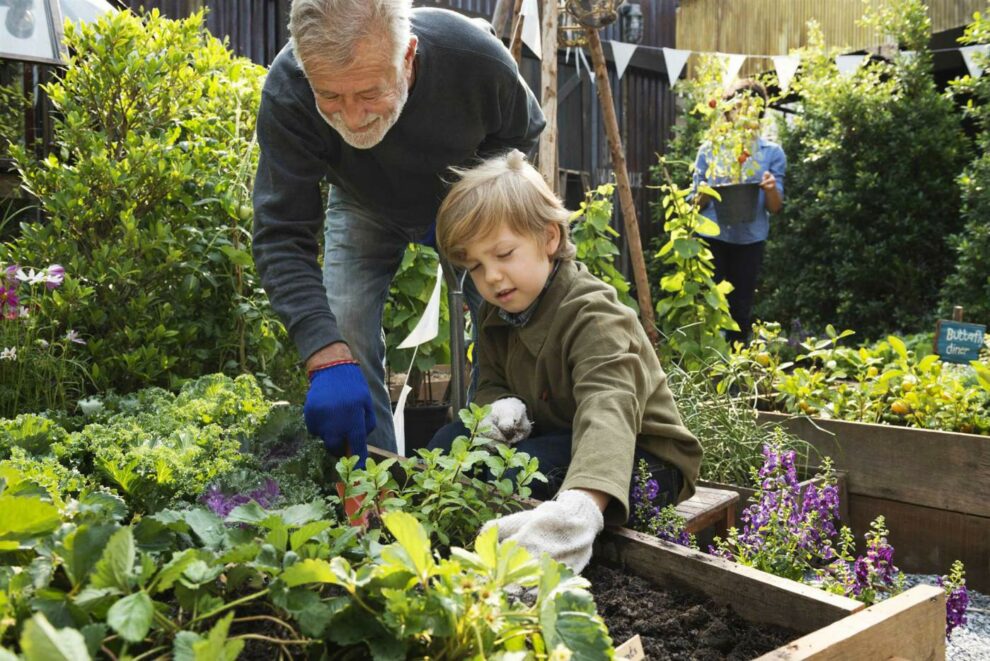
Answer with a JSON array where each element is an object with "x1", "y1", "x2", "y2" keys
[{"x1": 437, "y1": 150, "x2": 576, "y2": 267}]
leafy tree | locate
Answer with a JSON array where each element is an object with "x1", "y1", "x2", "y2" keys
[
  {"x1": 757, "y1": 1, "x2": 969, "y2": 340},
  {"x1": 940, "y1": 9, "x2": 990, "y2": 325},
  {"x1": 7, "y1": 10, "x2": 293, "y2": 395}
]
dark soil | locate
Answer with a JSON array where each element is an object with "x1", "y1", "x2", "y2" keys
[{"x1": 585, "y1": 564, "x2": 797, "y2": 660}]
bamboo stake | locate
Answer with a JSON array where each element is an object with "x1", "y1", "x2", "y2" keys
[
  {"x1": 584, "y1": 28, "x2": 658, "y2": 343},
  {"x1": 509, "y1": 0, "x2": 524, "y2": 65},
  {"x1": 538, "y1": 0, "x2": 559, "y2": 193}
]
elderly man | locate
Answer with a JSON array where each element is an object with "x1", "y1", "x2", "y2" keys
[{"x1": 252, "y1": 0, "x2": 545, "y2": 464}]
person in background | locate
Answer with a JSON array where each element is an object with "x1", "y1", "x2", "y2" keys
[
  {"x1": 252, "y1": 0, "x2": 545, "y2": 466},
  {"x1": 427, "y1": 150, "x2": 702, "y2": 573},
  {"x1": 693, "y1": 78, "x2": 786, "y2": 346}
]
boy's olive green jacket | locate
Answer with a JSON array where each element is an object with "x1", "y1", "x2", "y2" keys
[{"x1": 474, "y1": 260, "x2": 702, "y2": 523}]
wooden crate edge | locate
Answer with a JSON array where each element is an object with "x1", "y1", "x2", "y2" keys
[{"x1": 754, "y1": 584, "x2": 946, "y2": 660}]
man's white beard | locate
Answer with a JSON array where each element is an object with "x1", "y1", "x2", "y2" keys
[{"x1": 318, "y1": 76, "x2": 410, "y2": 150}]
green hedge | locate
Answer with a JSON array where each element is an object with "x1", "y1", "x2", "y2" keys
[{"x1": 756, "y1": 8, "x2": 969, "y2": 340}]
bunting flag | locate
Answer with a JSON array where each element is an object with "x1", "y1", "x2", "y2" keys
[
  {"x1": 610, "y1": 41, "x2": 638, "y2": 80},
  {"x1": 960, "y1": 44, "x2": 990, "y2": 78},
  {"x1": 577, "y1": 47, "x2": 595, "y2": 86},
  {"x1": 835, "y1": 53, "x2": 867, "y2": 78},
  {"x1": 771, "y1": 55, "x2": 800, "y2": 93},
  {"x1": 520, "y1": 0, "x2": 542, "y2": 60},
  {"x1": 720, "y1": 53, "x2": 747, "y2": 88},
  {"x1": 393, "y1": 262, "x2": 445, "y2": 456},
  {"x1": 662, "y1": 47, "x2": 691, "y2": 88}
]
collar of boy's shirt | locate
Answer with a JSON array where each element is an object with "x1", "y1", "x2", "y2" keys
[
  {"x1": 484, "y1": 259, "x2": 581, "y2": 356},
  {"x1": 497, "y1": 259, "x2": 562, "y2": 328}
]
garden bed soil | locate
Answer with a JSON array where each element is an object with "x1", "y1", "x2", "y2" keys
[{"x1": 585, "y1": 563, "x2": 795, "y2": 660}]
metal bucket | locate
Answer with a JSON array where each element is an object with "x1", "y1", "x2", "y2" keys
[{"x1": 712, "y1": 182, "x2": 761, "y2": 225}]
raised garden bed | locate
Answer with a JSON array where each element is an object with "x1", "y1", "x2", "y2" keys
[
  {"x1": 757, "y1": 411, "x2": 990, "y2": 592},
  {"x1": 597, "y1": 526, "x2": 946, "y2": 659}
]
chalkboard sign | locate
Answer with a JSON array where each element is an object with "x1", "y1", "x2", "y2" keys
[{"x1": 935, "y1": 320, "x2": 987, "y2": 364}]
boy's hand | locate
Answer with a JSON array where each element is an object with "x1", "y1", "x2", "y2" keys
[
  {"x1": 480, "y1": 490, "x2": 604, "y2": 573},
  {"x1": 482, "y1": 397, "x2": 532, "y2": 444}
]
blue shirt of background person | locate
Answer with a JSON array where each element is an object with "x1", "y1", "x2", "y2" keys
[{"x1": 692, "y1": 136, "x2": 787, "y2": 245}]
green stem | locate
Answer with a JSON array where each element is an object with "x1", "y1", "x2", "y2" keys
[
  {"x1": 130, "y1": 646, "x2": 169, "y2": 661},
  {"x1": 189, "y1": 588, "x2": 268, "y2": 624}
]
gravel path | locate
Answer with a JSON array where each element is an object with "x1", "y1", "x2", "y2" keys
[{"x1": 902, "y1": 574, "x2": 990, "y2": 660}]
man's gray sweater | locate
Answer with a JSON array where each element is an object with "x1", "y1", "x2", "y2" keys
[{"x1": 252, "y1": 8, "x2": 545, "y2": 362}]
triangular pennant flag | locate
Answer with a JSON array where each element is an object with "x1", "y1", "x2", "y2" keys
[
  {"x1": 398, "y1": 263, "x2": 444, "y2": 349},
  {"x1": 565, "y1": 46, "x2": 572, "y2": 64},
  {"x1": 662, "y1": 47, "x2": 690, "y2": 88},
  {"x1": 392, "y1": 382, "x2": 413, "y2": 456},
  {"x1": 835, "y1": 54, "x2": 866, "y2": 78},
  {"x1": 610, "y1": 41, "x2": 638, "y2": 80},
  {"x1": 721, "y1": 53, "x2": 747, "y2": 88},
  {"x1": 520, "y1": 0, "x2": 542, "y2": 60},
  {"x1": 960, "y1": 45, "x2": 990, "y2": 79},
  {"x1": 393, "y1": 262, "x2": 444, "y2": 456},
  {"x1": 771, "y1": 55, "x2": 800, "y2": 93},
  {"x1": 577, "y1": 47, "x2": 595, "y2": 86}
]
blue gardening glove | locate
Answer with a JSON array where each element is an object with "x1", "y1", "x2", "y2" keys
[{"x1": 304, "y1": 362, "x2": 375, "y2": 468}]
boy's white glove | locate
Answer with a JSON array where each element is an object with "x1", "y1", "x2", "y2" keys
[
  {"x1": 481, "y1": 490, "x2": 604, "y2": 574},
  {"x1": 482, "y1": 397, "x2": 532, "y2": 444}
]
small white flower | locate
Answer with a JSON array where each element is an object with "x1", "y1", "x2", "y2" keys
[
  {"x1": 36, "y1": 338, "x2": 49, "y2": 348},
  {"x1": 0, "y1": 347, "x2": 17, "y2": 361},
  {"x1": 65, "y1": 330, "x2": 86, "y2": 345},
  {"x1": 15, "y1": 268, "x2": 45, "y2": 286}
]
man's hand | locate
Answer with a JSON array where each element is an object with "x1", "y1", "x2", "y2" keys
[
  {"x1": 481, "y1": 490, "x2": 605, "y2": 573},
  {"x1": 482, "y1": 397, "x2": 532, "y2": 444},
  {"x1": 303, "y1": 355, "x2": 375, "y2": 468}
]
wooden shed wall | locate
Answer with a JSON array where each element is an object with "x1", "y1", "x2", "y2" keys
[{"x1": 676, "y1": 0, "x2": 984, "y2": 77}]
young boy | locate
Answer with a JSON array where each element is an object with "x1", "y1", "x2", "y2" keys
[{"x1": 428, "y1": 150, "x2": 702, "y2": 573}]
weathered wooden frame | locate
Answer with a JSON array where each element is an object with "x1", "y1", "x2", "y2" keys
[
  {"x1": 598, "y1": 527, "x2": 946, "y2": 660},
  {"x1": 368, "y1": 447, "x2": 948, "y2": 658},
  {"x1": 757, "y1": 412, "x2": 990, "y2": 592}
]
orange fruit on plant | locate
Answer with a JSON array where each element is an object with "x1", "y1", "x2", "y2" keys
[{"x1": 890, "y1": 400, "x2": 910, "y2": 415}]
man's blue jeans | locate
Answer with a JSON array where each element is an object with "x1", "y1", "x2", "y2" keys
[
  {"x1": 427, "y1": 421, "x2": 684, "y2": 524},
  {"x1": 323, "y1": 188, "x2": 482, "y2": 453}
]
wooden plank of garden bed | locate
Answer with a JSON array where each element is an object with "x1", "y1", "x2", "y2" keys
[
  {"x1": 596, "y1": 527, "x2": 864, "y2": 633},
  {"x1": 755, "y1": 584, "x2": 945, "y2": 660},
  {"x1": 757, "y1": 412, "x2": 990, "y2": 517},
  {"x1": 848, "y1": 493, "x2": 990, "y2": 594}
]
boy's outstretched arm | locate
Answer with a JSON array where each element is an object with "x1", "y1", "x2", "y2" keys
[{"x1": 480, "y1": 488, "x2": 608, "y2": 574}]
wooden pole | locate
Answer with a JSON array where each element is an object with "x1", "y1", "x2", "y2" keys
[
  {"x1": 584, "y1": 28, "x2": 658, "y2": 343},
  {"x1": 491, "y1": 0, "x2": 514, "y2": 39},
  {"x1": 538, "y1": 0, "x2": 559, "y2": 193},
  {"x1": 509, "y1": 0, "x2": 525, "y2": 65}
]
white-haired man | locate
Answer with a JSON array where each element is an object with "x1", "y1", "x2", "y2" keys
[{"x1": 252, "y1": 0, "x2": 545, "y2": 465}]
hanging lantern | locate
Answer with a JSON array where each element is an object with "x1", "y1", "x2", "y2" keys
[
  {"x1": 557, "y1": 0, "x2": 588, "y2": 48},
  {"x1": 564, "y1": 0, "x2": 623, "y2": 29}
]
